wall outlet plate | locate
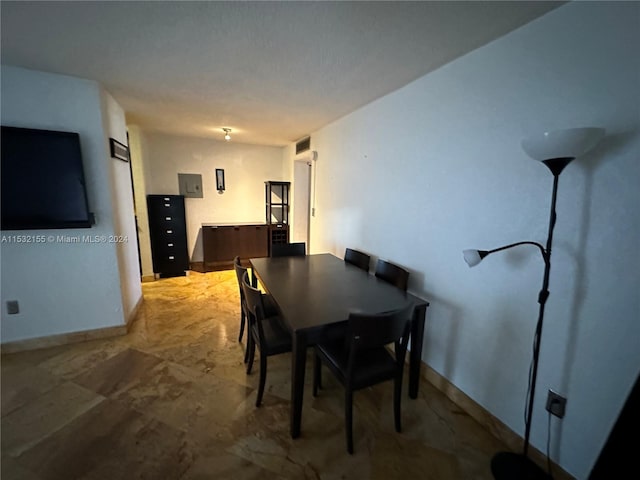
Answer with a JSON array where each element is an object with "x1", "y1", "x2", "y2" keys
[
  {"x1": 6, "y1": 300, "x2": 19, "y2": 315},
  {"x1": 546, "y1": 390, "x2": 567, "y2": 418}
]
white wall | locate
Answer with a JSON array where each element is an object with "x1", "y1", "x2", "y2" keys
[
  {"x1": 141, "y1": 132, "x2": 285, "y2": 262},
  {"x1": 294, "y1": 3, "x2": 640, "y2": 478},
  {"x1": 1, "y1": 66, "x2": 134, "y2": 341},
  {"x1": 101, "y1": 90, "x2": 142, "y2": 318}
]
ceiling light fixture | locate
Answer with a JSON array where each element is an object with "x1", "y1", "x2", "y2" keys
[{"x1": 222, "y1": 128, "x2": 231, "y2": 141}]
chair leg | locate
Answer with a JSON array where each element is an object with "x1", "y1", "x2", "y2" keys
[
  {"x1": 243, "y1": 337, "x2": 249, "y2": 364},
  {"x1": 243, "y1": 332, "x2": 252, "y2": 364},
  {"x1": 238, "y1": 310, "x2": 245, "y2": 342},
  {"x1": 246, "y1": 336, "x2": 256, "y2": 375},
  {"x1": 345, "y1": 389, "x2": 354, "y2": 454},
  {"x1": 256, "y1": 353, "x2": 267, "y2": 407},
  {"x1": 313, "y1": 351, "x2": 321, "y2": 397},
  {"x1": 394, "y1": 374, "x2": 403, "y2": 433}
]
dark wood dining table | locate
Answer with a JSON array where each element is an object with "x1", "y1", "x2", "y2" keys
[{"x1": 250, "y1": 253, "x2": 429, "y2": 438}]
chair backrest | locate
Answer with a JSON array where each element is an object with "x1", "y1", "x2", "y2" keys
[
  {"x1": 348, "y1": 304, "x2": 413, "y2": 350},
  {"x1": 271, "y1": 242, "x2": 306, "y2": 257},
  {"x1": 234, "y1": 256, "x2": 248, "y2": 303},
  {"x1": 241, "y1": 271, "x2": 267, "y2": 343},
  {"x1": 344, "y1": 248, "x2": 370, "y2": 272},
  {"x1": 346, "y1": 304, "x2": 413, "y2": 376},
  {"x1": 375, "y1": 259, "x2": 409, "y2": 291}
]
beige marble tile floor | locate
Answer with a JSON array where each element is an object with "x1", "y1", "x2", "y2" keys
[{"x1": 1, "y1": 270, "x2": 506, "y2": 479}]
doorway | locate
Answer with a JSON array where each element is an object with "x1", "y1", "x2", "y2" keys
[{"x1": 292, "y1": 160, "x2": 312, "y2": 249}]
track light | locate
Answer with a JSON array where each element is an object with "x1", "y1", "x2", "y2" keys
[{"x1": 223, "y1": 128, "x2": 231, "y2": 141}]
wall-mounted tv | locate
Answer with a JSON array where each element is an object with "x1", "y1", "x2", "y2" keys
[{"x1": 1, "y1": 126, "x2": 94, "y2": 230}]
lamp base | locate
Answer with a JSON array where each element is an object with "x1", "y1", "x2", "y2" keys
[{"x1": 491, "y1": 452, "x2": 552, "y2": 479}]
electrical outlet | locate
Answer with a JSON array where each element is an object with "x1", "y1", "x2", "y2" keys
[
  {"x1": 6, "y1": 300, "x2": 19, "y2": 315},
  {"x1": 546, "y1": 390, "x2": 567, "y2": 418}
]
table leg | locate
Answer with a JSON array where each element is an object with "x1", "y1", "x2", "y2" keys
[
  {"x1": 409, "y1": 304, "x2": 427, "y2": 399},
  {"x1": 291, "y1": 330, "x2": 307, "y2": 438}
]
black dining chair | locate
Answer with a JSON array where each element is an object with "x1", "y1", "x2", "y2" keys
[
  {"x1": 241, "y1": 271, "x2": 292, "y2": 407},
  {"x1": 374, "y1": 259, "x2": 409, "y2": 291},
  {"x1": 312, "y1": 304, "x2": 414, "y2": 454},
  {"x1": 344, "y1": 248, "x2": 370, "y2": 272},
  {"x1": 271, "y1": 242, "x2": 306, "y2": 257},
  {"x1": 233, "y1": 256, "x2": 250, "y2": 343},
  {"x1": 233, "y1": 256, "x2": 278, "y2": 363}
]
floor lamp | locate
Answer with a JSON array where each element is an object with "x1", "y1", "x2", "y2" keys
[{"x1": 463, "y1": 127, "x2": 605, "y2": 480}]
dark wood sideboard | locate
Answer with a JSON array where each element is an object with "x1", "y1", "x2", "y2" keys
[{"x1": 203, "y1": 223, "x2": 269, "y2": 270}]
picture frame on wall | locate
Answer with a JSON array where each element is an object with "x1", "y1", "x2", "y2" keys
[
  {"x1": 109, "y1": 138, "x2": 129, "y2": 162},
  {"x1": 216, "y1": 168, "x2": 225, "y2": 191}
]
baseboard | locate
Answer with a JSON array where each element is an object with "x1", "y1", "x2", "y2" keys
[
  {"x1": 421, "y1": 363, "x2": 575, "y2": 480},
  {"x1": 126, "y1": 295, "x2": 144, "y2": 331},
  {"x1": 0, "y1": 296, "x2": 143, "y2": 355},
  {"x1": 1, "y1": 323, "x2": 127, "y2": 354},
  {"x1": 190, "y1": 260, "x2": 245, "y2": 272},
  {"x1": 189, "y1": 261, "x2": 206, "y2": 273}
]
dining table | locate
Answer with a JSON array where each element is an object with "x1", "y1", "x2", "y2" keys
[{"x1": 250, "y1": 253, "x2": 429, "y2": 438}]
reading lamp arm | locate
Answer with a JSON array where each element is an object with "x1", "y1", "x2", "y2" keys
[{"x1": 484, "y1": 241, "x2": 548, "y2": 265}]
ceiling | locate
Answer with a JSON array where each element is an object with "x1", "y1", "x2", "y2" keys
[{"x1": 1, "y1": 1, "x2": 563, "y2": 147}]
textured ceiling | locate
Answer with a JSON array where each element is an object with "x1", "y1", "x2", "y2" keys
[{"x1": 1, "y1": 1, "x2": 563, "y2": 146}]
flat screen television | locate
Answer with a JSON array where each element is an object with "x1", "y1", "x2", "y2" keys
[{"x1": 1, "y1": 126, "x2": 94, "y2": 230}]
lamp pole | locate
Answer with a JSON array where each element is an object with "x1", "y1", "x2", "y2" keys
[{"x1": 491, "y1": 158, "x2": 572, "y2": 479}]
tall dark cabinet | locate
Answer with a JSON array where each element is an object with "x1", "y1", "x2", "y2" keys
[
  {"x1": 147, "y1": 194, "x2": 189, "y2": 277},
  {"x1": 265, "y1": 181, "x2": 290, "y2": 254}
]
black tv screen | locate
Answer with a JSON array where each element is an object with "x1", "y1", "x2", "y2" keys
[{"x1": 1, "y1": 126, "x2": 94, "y2": 230}]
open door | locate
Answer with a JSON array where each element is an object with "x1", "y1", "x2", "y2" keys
[{"x1": 292, "y1": 159, "x2": 312, "y2": 249}]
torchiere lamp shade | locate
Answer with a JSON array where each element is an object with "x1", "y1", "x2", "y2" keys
[{"x1": 521, "y1": 127, "x2": 605, "y2": 161}]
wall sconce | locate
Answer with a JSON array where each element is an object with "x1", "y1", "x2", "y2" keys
[
  {"x1": 223, "y1": 128, "x2": 231, "y2": 142},
  {"x1": 216, "y1": 168, "x2": 225, "y2": 194},
  {"x1": 464, "y1": 127, "x2": 605, "y2": 479}
]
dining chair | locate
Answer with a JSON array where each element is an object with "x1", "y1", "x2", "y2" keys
[
  {"x1": 344, "y1": 248, "x2": 370, "y2": 272},
  {"x1": 233, "y1": 256, "x2": 250, "y2": 341},
  {"x1": 271, "y1": 242, "x2": 306, "y2": 257},
  {"x1": 241, "y1": 271, "x2": 292, "y2": 407},
  {"x1": 234, "y1": 256, "x2": 278, "y2": 363},
  {"x1": 374, "y1": 259, "x2": 409, "y2": 291},
  {"x1": 312, "y1": 304, "x2": 414, "y2": 454}
]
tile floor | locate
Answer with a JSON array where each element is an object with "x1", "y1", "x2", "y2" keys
[{"x1": 1, "y1": 270, "x2": 506, "y2": 479}]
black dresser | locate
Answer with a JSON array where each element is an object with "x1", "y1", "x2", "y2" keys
[{"x1": 147, "y1": 194, "x2": 189, "y2": 277}]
